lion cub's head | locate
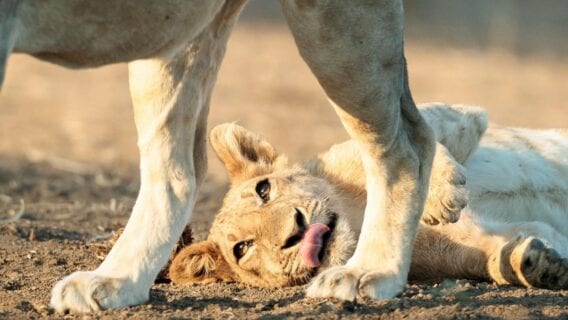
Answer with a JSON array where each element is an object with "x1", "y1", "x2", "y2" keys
[{"x1": 169, "y1": 124, "x2": 356, "y2": 288}]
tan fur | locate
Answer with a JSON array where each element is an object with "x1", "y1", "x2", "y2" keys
[{"x1": 171, "y1": 103, "x2": 568, "y2": 292}]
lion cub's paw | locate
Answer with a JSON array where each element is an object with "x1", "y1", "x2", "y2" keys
[
  {"x1": 306, "y1": 266, "x2": 403, "y2": 301},
  {"x1": 50, "y1": 271, "x2": 147, "y2": 313},
  {"x1": 422, "y1": 149, "x2": 468, "y2": 225},
  {"x1": 490, "y1": 236, "x2": 568, "y2": 289},
  {"x1": 510, "y1": 237, "x2": 568, "y2": 289}
]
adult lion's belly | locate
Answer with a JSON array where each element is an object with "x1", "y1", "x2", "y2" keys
[{"x1": 13, "y1": 0, "x2": 225, "y2": 67}]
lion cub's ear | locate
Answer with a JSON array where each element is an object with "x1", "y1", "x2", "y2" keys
[
  {"x1": 210, "y1": 123, "x2": 286, "y2": 181},
  {"x1": 169, "y1": 241, "x2": 237, "y2": 285}
]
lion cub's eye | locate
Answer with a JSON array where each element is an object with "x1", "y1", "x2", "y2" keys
[
  {"x1": 255, "y1": 179, "x2": 271, "y2": 202},
  {"x1": 233, "y1": 240, "x2": 254, "y2": 261}
]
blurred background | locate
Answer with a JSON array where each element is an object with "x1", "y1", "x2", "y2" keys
[{"x1": 1, "y1": 0, "x2": 567, "y2": 181}]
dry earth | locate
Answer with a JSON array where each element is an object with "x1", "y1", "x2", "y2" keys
[{"x1": 0, "y1": 19, "x2": 567, "y2": 320}]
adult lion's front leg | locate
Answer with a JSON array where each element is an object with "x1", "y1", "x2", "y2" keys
[
  {"x1": 280, "y1": 0, "x2": 435, "y2": 300},
  {"x1": 50, "y1": 2, "x2": 246, "y2": 313}
]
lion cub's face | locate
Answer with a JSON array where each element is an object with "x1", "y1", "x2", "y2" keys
[{"x1": 169, "y1": 124, "x2": 355, "y2": 288}]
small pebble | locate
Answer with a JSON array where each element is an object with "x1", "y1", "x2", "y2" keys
[{"x1": 8, "y1": 271, "x2": 21, "y2": 280}]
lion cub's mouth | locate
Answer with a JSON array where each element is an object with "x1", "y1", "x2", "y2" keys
[{"x1": 299, "y1": 212, "x2": 337, "y2": 268}]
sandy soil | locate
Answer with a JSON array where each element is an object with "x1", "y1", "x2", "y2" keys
[{"x1": 1, "y1": 20, "x2": 567, "y2": 319}]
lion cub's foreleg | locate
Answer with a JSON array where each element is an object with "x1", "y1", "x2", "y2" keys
[
  {"x1": 422, "y1": 144, "x2": 468, "y2": 225},
  {"x1": 487, "y1": 222, "x2": 568, "y2": 289},
  {"x1": 411, "y1": 218, "x2": 568, "y2": 290},
  {"x1": 419, "y1": 104, "x2": 488, "y2": 225}
]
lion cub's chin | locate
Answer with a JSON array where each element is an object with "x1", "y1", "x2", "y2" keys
[{"x1": 316, "y1": 214, "x2": 356, "y2": 272}]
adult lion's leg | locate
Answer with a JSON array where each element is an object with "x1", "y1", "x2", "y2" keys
[
  {"x1": 50, "y1": 1, "x2": 246, "y2": 313},
  {"x1": 280, "y1": 0, "x2": 435, "y2": 300}
]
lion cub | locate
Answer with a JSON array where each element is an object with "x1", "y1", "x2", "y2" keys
[{"x1": 170, "y1": 103, "x2": 568, "y2": 293}]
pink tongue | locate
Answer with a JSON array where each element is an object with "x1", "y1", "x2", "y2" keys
[{"x1": 300, "y1": 223, "x2": 330, "y2": 268}]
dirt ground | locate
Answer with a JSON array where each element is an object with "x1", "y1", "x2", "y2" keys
[{"x1": 1, "y1": 18, "x2": 567, "y2": 320}]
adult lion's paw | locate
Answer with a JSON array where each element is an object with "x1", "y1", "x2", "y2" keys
[
  {"x1": 358, "y1": 271, "x2": 405, "y2": 300},
  {"x1": 50, "y1": 271, "x2": 147, "y2": 313},
  {"x1": 306, "y1": 266, "x2": 403, "y2": 301},
  {"x1": 306, "y1": 266, "x2": 362, "y2": 301}
]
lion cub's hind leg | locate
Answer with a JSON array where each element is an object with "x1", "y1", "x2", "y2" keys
[{"x1": 488, "y1": 225, "x2": 568, "y2": 290}]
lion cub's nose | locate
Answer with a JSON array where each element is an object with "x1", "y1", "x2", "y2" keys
[
  {"x1": 281, "y1": 209, "x2": 307, "y2": 249},
  {"x1": 294, "y1": 208, "x2": 307, "y2": 229}
]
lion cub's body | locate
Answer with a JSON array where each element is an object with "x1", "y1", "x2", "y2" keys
[{"x1": 170, "y1": 103, "x2": 568, "y2": 290}]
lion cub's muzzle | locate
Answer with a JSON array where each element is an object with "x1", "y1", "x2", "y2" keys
[
  {"x1": 281, "y1": 209, "x2": 308, "y2": 250},
  {"x1": 297, "y1": 210, "x2": 337, "y2": 269}
]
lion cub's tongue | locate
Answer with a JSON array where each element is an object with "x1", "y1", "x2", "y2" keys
[{"x1": 300, "y1": 223, "x2": 330, "y2": 268}]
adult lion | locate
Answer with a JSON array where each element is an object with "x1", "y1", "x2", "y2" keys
[
  {"x1": 169, "y1": 103, "x2": 568, "y2": 294},
  {"x1": 0, "y1": 0, "x2": 436, "y2": 313}
]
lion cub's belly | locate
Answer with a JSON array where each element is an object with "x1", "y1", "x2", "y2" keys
[{"x1": 465, "y1": 127, "x2": 568, "y2": 236}]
